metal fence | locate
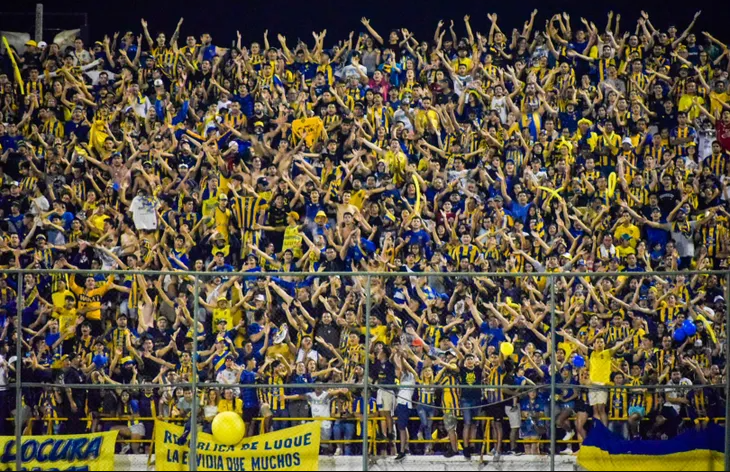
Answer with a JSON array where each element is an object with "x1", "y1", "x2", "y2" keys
[{"x1": 3, "y1": 268, "x2": 729, "y2": 471}]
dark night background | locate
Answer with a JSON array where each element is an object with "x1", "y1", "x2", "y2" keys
[{"x1": 1, "y1": 0, "x2": 727, "y2": 47}]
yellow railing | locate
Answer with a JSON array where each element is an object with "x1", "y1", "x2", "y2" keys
[{"x1": 21, "y1": 414, "x2": 725, "y2": 450}]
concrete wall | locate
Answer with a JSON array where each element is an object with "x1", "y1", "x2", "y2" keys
[{"x1": 116, "y1": 454, "x2": 579, "y2": 471}]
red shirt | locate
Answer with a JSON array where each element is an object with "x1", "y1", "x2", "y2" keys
[{"x1": 717, "y1": 120, "x2": 730, "y2": 151}]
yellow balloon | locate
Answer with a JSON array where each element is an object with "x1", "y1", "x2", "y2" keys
[
  {"x1": 500, "y1": 342, "x2": 514, "y2": 357},
  {"x1": 412, "y1": 174, "x2": 422, "y2": 216},
  {"x1": 607, "y1": 172, "x2": 617, "y2": 198},
  {"x1": 212, "y1": 411, "x2": 245, "y2": 446},
  {"x1": 537, "y1": 186, "x2": 564, "y2": 204}
]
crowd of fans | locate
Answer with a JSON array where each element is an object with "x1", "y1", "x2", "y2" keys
[{"x1": 0, "y1": 8, "x2": 729, "y2": 461}]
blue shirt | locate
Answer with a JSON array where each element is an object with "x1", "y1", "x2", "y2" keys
[
  {"x1": 289, "y1": 373, "x2": 313, "y2": 396},
  {"x1": 241, "y1": 370, "x2": 259, "y2": 408},
  {"x1": 404, "y1": 229, "x2": 431, "y2": 247},
  {"x1": 248, "y1": 323, "x2": 264, "y2": 353}
]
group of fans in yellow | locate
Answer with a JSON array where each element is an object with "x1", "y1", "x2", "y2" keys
[{"x1": 0, "y1": 7, "x2": 728, "y2": 461}]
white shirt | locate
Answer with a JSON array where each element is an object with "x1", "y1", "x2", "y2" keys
[
  {"x1": 71, "y1": 49, "x2": 93, "y2": 66},
  {"x1": 339, "y1": 64, "x2": 367, "y2": 81},
  {"x1": 396, "y1": 372, "x2": 416, "y2": 407},
  {"x1": 129, "y1": 195, "x2": 159, "y2": 230},
  {"x1": 306, "y1": 391, "x2": 332, "y2": 419},
  {"x1": 393, "y1": 108, "x2": 414, "y2": 131},
  {"x1": 665, "y1": 378, "x2": 692, "y2": 413},
  {"x1": 215, "y1": 100, "x2": 232, "y2": 112},
  {"x1": 0, "y1": 355, "x2": 8, "y2": 392},
  {"x1": 31, "y1": 195, "x2": 50, "y2": 216},
  {"x1": 124, "y1": 95, "x2": 152, "y2": 119},
  {"x1": 296, "y1": 348, "x2": 320, "y2": 364},
  {"x1": 85, "y1": 70, "x2": 118, "y2": 85},
  {"x1": 216, "y1": 369, "x2": 241, "y2": 397},
  {"x1": 490, "y1": 96, "x2": 508, "y2": 123}
]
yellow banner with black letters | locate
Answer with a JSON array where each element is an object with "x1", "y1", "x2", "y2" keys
[
  {"x1": 155, "y1": 420, "x2": 320, "y2": 471},
  {"x1": 0, "y1": 430, "x2": 118, "y2": 471}
]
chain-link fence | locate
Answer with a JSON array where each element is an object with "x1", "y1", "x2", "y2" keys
[{"x1": 2, "y1": 269, "x2": 728, "y2": 471}]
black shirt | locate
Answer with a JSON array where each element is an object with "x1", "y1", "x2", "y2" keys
[
  {"x1": 460, "y1": 365, "x2": 483, "y2": 402},
  {"x1": 267, "y1": 206, "x2": 289, "y2": 228},
  {"x1": 321, "y1": 255, "x2": 345, "y2": 272},
  {"x1": 372, "y1": 360, "x2": 396, "y2": 386},
  {"x1": 64, "y1": 366, "x2": 86, "y2": 407}
]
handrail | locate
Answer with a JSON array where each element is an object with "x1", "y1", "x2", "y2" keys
[{"x1": 19, "y1": 413, "x2": 726, "y2": 448}]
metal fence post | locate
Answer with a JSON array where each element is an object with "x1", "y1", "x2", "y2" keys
[
  {"x1": 362, "y1": 276, "x2": 372, "y2": 472},
  {"x1": 14, "y1": 274, "x2": 24, "y2": 472},
  {"x1": 34, "y1": 4, "x2": 43, "y2": 41},
  {"x1": 725, "y1": 271, "x2": 730, "y2": 470},
  {"x1": 190, "y1": 276, "x2": 200, "y2": 471},
  {"x1": 549, "y1": 276, "x2": 557, "y2": 472}
]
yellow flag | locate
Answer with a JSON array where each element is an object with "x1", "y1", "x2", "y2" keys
[
  {"x1": 291, "y1": 117, "x2": 324, "y2": 147},
  {"x1": 89, "y1": 120, "x2": 110, "y2": 154},
  {"x1": 155, "y1": 420, "x2": 321, "y2": 471},
  {"x1": 2, "y1": 37, "x2": 24, "y2": 95}
]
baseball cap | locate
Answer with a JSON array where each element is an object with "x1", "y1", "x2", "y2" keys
[
  {"x1": 622, "y1": 137, "x2": 633, "y2": 146},
  {"x1": 154, "y1": 79, "x2": 164, "y2": 87},
  {"x1": 37, "y1": 41, "x2": 47, "y2": 49},
  {"x1": 316, "y1": 211, "x2": 327, "y2": 219},
  {"x1": 254, "y1": 121, "x2": 264, "y2": 128},
  {"x1": 288, "y1": 211, "x2": 300, "y2": 221},
  {"x1": 25, "y1": 40, "x2": 38, "y2": 47}
]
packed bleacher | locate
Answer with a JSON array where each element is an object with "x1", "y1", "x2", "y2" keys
[{"x1": 0, "y1": 9, "x2": 728, "y2": 460}]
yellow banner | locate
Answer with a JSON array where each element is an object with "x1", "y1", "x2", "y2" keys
[
  {"x1": 155, "y1": 420, "x2": 320, "y2": 471},
  {"x1": 0, "y1": 430, "x2": 118, "y2": 471}
]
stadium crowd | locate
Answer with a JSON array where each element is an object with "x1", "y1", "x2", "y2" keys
[{"x1": 0, "y1": 8, "x2": 729, "y2": 460}]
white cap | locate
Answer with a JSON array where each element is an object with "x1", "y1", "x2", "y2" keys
[
  {"x1": 154, "y1": 79, "x2": 164, "y2": 87},
  {"x1": 622, "y1": 137, "x2": 633, "y2": 146},
  {"x1": 37, "y1": 41, "x2": 48, "y2": 49}
]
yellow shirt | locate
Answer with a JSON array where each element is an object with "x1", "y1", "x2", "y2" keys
[
  {"x1": 614, "y1": 224, "x2": 641, "y2": 248},
  {"x1": 616, "y1": 245, "x2": 637, "y2": 260},
  {"x1": 217, "y1": 398, "x2": 243, "y2": 415},
  {"x1": 678, "y1": 94, "x2": 705, "y2": 121},
  {"x1": 282, "y1": 225, "x2": 303, "y2": 258},
  {"x1": 383, "y1": 151, "x2": 407, "y2": 185},
  {"x1": 709, "y1": 91, "x2": 729, "y2": 116},
  {"x1": 350, "y1": 189, "x2": 368, "y2": 210},
  {"x1": 214, "y1": 206, "x2": 232, "y2": 242},
  {"x1": 52, "y1": 290, "x2": 76, "y2": 308},
  {"x1": 266, "y1": 343, "x2": 294, "y2": 363},
  {"x1": 590, "y1": 350, "x2": 613, "y2": 385},
  {"x1": 213, "y1": 308, "x2": 233, "y2": 331},
  {"x1": 53, "y1": 307, "x2": 78, "y2": 336}
]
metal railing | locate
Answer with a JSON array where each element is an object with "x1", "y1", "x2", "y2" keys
[{"x1": 3, "y1": 268, "x2": 729, "y2": 471}]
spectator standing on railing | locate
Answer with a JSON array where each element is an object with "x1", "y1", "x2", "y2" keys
[
  {"x1": 60, "y1": 352, "x2": 86, "y2": 434},
  {"x1": 559, "y1": 332, "x2": 633, "y2": 427}
]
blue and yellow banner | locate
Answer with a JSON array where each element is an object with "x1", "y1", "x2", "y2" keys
[
  {"x1": 155, "y1": 421, "x2": 320, "y2": 471},
  {"x1": 0, "y1": 430, "x2": 118, "y2": 471},
  {"x1": 577, "y1": 422, "x2": 725, "y2": 471}
]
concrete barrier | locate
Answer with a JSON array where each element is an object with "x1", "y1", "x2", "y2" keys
[{"x1": 116, "y1": 454, "x2": 579, "y2": 471}]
